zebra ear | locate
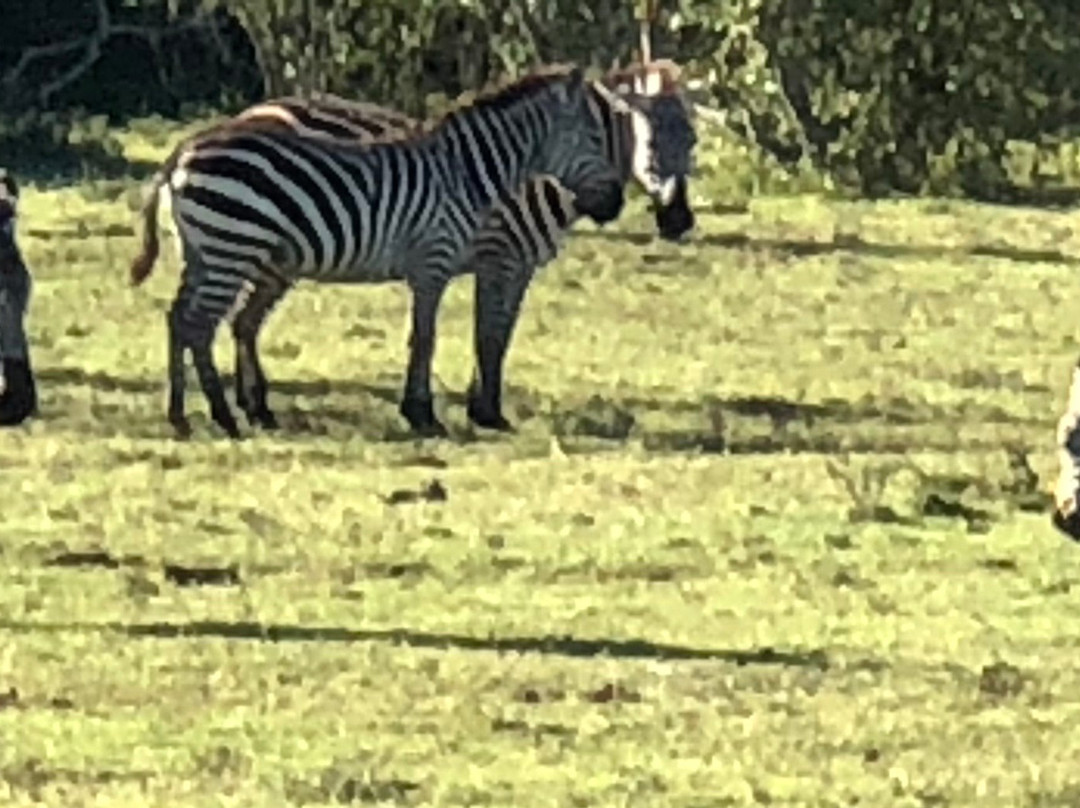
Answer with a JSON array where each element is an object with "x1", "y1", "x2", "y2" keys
[
  {"x1": 567, "y1": 66, "x2": 585, "y2": 94},
  {"x1": 589, "y1": 79, "x2": 634, "y2": 116},
  {"x1": 551, "y1": 66, "x2": 586, "y2": 107}
]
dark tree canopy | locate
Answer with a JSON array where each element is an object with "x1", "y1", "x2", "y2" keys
[{"x1": 3, "y1": 0, "x2": 1080, "y2": 201}]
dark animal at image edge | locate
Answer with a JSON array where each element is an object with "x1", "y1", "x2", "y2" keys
[
  {"x1": 128, "y1": 62, "x2": 696, "y2": 439},
  {"x1": 0, "y1": 168, "x2": 37, "y2": 426}
]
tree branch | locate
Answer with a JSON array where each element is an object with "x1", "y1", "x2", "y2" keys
[{"x1": 1, "y1": 0, "x2": 215, "y2": 108}]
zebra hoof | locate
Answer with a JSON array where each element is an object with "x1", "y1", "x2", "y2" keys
[
  {"x1": 222, "y1": 424, "x2": 244, "y2": 441},
  {"x1": 400, "y1": 396, "x2": 447, "y2": 438},
  {"x1": 210, "y1": 407, "x2": 243, "y2": 440},
  {"x1": 257, "y1": 411, "x2": 279, "y2": 431},
  {"x1": 467, "y1": 401, "x2": 514, "y2": 432},
  {"x1": 169, "y1": 414, "x2": 193, "y2": 441},
  {"x1": 244, "y1": 407, "x2": 279, "y2": 431},
  {"x1": 1052, "y1": 505, "x2": 1080, "y2": 542},
  {"x1": 415, "y1": 420, "x2": 448, "y2": 439}
]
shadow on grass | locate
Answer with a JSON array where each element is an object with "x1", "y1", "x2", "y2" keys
[
  {"x1": 37, "y1": 366, "x2": 401, "y2": 402},
  {"x1": 0, "y1": 619, "x2": 831, "y2": 669},
  {"x1": 583, "y1": 229, "x2": 1080, "y2": 267},
  {"x1": 0, "y1": 136, "x2": 160, "y2": 188},
  {"x1": 37, "y1": 367, "x2": 161, "y2": 395},
  {"x1": 30, "y1": 365, "x2": 954, "y2": 421},
  {"x1": 32, "y1": 365, "x2": 1041, "y2": 453}
]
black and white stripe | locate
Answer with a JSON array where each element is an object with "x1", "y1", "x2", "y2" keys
[
  {"x1": 219, "y1": 62, "x2": 697, "y2": 431},
  {"x1": 130, "y1": 66, "x2": 626, "y2": 439}
]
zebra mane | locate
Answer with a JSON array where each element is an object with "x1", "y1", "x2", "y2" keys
[
  {"x1": 188, "y1": 65, "x2": 585, "y2": 155},
  {"x1": 601, "y1": 59, "x2": 684, "y2": 98},
  {"x1": 388, "y1": 64, "x2": 583, "y2": 143},
  {"x1": 596, "y1": 59, "x2": 686, "y2": 117},
  {"x1": 241, "y1": 93, "x2": 416, "y2": 129}
]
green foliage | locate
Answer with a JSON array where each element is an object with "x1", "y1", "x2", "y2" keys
[
  {"x1": 671, "y1": 0, "x2": 1080, "y2": 200},
  {"x1": 0, "y1": 112, "x2": 131, "y2": 184},
  {"x1": 208, "y1": 0, "x2": 643, "y2": 115},
  {"x1": 0, "y1": 0, "x2": 259, "y2": 118},
  {"x1": 5, "y1": 0, "x2": 1080, "y2": 200}
]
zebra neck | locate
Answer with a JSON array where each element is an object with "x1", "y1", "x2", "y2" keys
[
  {"x1": 587, "y1": 85, "x2": 635, "y2": 185},
  {"x1": 606, "y1": 107, "x2": 637, "y2": 185},
  {"x1": 436, "y1": 108, "x2": 543, "y2": 214}
]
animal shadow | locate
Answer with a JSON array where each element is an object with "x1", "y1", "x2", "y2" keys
[{"x1": 30, "y1": 365, "x2": 1019, "y2": 455}]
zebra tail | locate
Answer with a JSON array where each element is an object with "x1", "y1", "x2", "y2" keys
[{"x1": 129, "y1": 143, "x2": 183, "y2": 287}]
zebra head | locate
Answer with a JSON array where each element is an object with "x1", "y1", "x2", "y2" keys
[
  {"x1": 0, "y1": 169, "x2": 35, "y2": 426},
  {"x1": 529, "y1": 67, "x2": 626, "y2": 225},
  {"x1": 600, "y1": 60, "x2": 697, "y2": 242}
]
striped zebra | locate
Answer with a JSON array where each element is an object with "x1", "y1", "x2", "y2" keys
[
  {"x1": 1053, "y1": 366, "x2": 1080, "y2": 539},
  {"x1": 217, "y1": 60, "x2": 696, "y2": 432},
  {"x1": 129, "y1": 65, "x2": 628, "y2": 439},
  {"x1": 0, "y1": 169, "x2": 36, "y2": 426}
]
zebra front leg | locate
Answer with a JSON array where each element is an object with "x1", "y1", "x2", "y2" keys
[
  {"x1": 232, "y1": 280, "x2": 287, "y2": 430},
  {"x1": 400, "y1": 279, "x2": 449, "y2": 437},
  {"x1": 467, "y1": 265, "x2": 531, "y2": 431},
  {"x1": 1053, "y1": 359, "x2": 1080, "y2": 539}
]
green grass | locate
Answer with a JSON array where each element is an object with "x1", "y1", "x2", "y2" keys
[{"x1": 5, "y1": 120, "x2": 1080, "y2": 806}]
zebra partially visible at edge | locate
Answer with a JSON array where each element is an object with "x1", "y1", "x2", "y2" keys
[
  {"x1": 129, "y1": 65, "x2": 628, "y2": 439},
  {"x1": 1052, "y1": 369, "x2": 1080, "y2": 539},
  {"x1": 0, "y1": 169, "x2": 36, "y2": 426},
  {"x1": 161, "y1": 60, "x2": 697, "y2": 433}
]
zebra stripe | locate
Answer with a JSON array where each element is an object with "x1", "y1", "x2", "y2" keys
[
  {"x1": 130, "y1": 65, "x2": 626, "y2": 439},
  {"x1": 1054, "y1": 362, "x2": 1080, "y2": 539},
  {"x1": 222, "y1": 62, "x2": 696, "y2": 430}
]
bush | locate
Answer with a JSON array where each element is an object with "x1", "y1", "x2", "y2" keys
[
  {"x1": 4, "y1": 0, "x2": 1080, "y2": 201},
  {"x1": 672, "y1": 0, "x2": 1080, "y2": 200}
]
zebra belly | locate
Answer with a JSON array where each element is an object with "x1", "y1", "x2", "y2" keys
[{"x1": 300, "y1": 250, "x2": 417, "y2": 285}]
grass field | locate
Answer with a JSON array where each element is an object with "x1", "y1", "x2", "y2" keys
[{"x1": 4, "y1": 121, "x2": 1080, "y2": 806}]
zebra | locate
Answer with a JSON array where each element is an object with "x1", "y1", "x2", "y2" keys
[
  {"x1": 1053, "y1": 366, "x2": 1080, "y2": 539},
  {"x1": 129, "y1": 65, "x2": 629, "y2": 439},
  {"x1": 202, "y1": 59, "x2": 697, "y2": 433},
  {"x1": 0, "y1": 169, "x2": 37, "y2": 426}
]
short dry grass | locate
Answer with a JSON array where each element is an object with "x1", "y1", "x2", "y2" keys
[{"x1": 2, "y1": 121, "x2": 1080, "y2": 806}]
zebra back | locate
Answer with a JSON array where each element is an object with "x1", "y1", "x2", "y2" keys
[
  {"x1": 160, "y1": 65, "x2": 620, "y2": 284},
  {"x1": 233, "y1": 63, "x2": 695, "y2": 227},
  {"x1": 235, "y1": 94, "x2": 417, "y2": 143}
]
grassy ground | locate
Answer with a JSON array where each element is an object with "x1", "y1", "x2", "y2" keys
[{"x1": 3, "y1": 122, "x2": 1080, "y2": 806}]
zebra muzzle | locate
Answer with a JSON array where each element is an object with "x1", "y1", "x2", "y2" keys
[
  {"x1": 573, "y1": 182, "x2": 625, "y2": 226},
  {"x1": 654, "y1": 178, "x2": 694, "y2": 242}
]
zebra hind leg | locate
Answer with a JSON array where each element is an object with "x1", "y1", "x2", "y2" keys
[
  {"x1": 233, "y1": 281, "x2": 287, "y2": 430},
  {"x1": 166, "y1": 300, "x2": 193, "y2": 439},
  {"x1": 192, "y1": 321, "x2": 241, "y2": 439},
  {"x1": 170, "y1": 299, "x2": 242, "y2": 440},
  {"x1": 400, "y1": 280, "x2": 450, "y2": 438},
  {"x1": 466, "y1": 265, "x2": 531, "y2": 432}
]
